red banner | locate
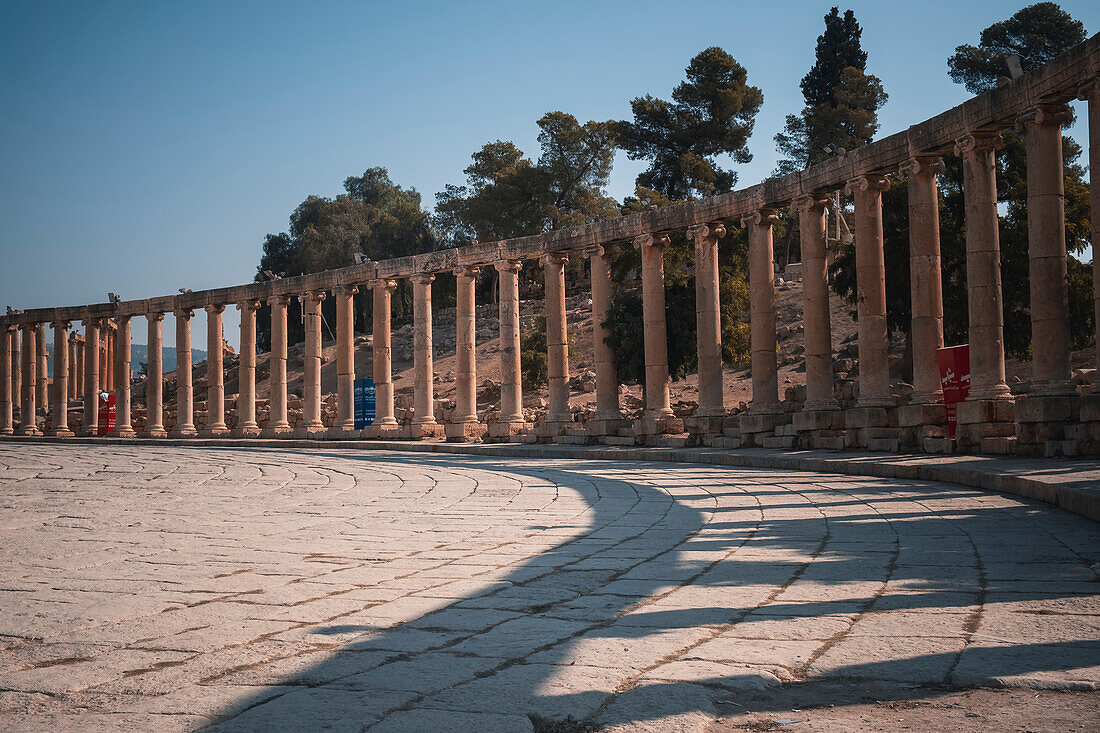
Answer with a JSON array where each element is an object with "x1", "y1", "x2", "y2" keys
[
  {"x1": 97, "y1": 393, "x2": 116, "y2": 435},
  {"x1": 936, "y1": 345, "x2": 971, "y2": 439}
]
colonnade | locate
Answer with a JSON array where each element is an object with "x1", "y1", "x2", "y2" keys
[{"x1": 2, "y1": 45, "x2": 1098, "y2": 456}]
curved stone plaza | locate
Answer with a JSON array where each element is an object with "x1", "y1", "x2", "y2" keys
[{"x1": 0, "y1": 444, "x2": 1096, "y2": 731}]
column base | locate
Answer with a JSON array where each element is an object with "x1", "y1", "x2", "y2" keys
[
  {"x1": 18, "y1": 426, "x2": 41, "y2": 436},
  {"x1": 115, "y1": 428, "x2": 137, "y2": 438},
  {"x1": 170, "y1": 427, "x2": 198, "y2": 438},
  {"x1": 200, "y1": 427, "x2": 231, "y2": 438},
  {"x1": 143, "y1": 428, "x2": 168, "y2": 438},
  {"x1": 535, "y1": 420, "x2": 581, "y2": 439},
  {"x1": 361, "y1": 423, "x2": 403, "y2": 440},
  {"x1": 634, "y1": 415, "x2": 684, "y2": 436},
  {"x1": 445, "y1": 421, "x2": 487, "y2": 442},
  {"x1": 897, "y1": 402, "x2": 946, "y2": 428},
  {"x1": 233, "y1": 425, "x2": 262, "y2": 438},
  {"x1": 956, "y1": 397, "x2": 1015, "y2": 451},
  {"x1": 0, "y1": 428, "x2": 14, "y2": 436},
  {"x1": 327, "y1": 425, "x2": 360, "y2": 440},
  {"x1": 1014, "y1": 394, "x2": 1081, "y2": 456},
  {"x1": 47, "y1": 428, "x2": 74, "y2": 438},
  {"x1": 844, "y1": 406, "x2": 898, "y2": 450},
  {"x1": 403, "y1": 422, "x2": 444, "y2": 440},
  {"x1": 684, "y1": 415, "x2": 728, "y2": 436},
  {"x1": 792, "y1": 409, "x2": 844, "y2": 432},
  {"x1": 585, "y1": 417, "x2": 623, "y2": 437},
  {"x1": 295, "y1": 424, "x2": 329, "y2": 440},
  {"x1": 262, "y1": 425, "x2": 294, "y2": 438}
]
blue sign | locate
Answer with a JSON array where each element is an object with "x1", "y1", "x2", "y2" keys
[{"x1": 354, "y1": 378, "x2": 376, "y2": 429}]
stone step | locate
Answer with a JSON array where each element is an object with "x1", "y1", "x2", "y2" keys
[
  {"x1": 760, "y1": 435, "x2": 795, "y2": 449},
  {"x1": 653, "y1": 435, "x2": 688, "y2": 449},
  {"x1": 709, "y1": 436, "x2": 742, "y2": 449},
  {"x1": 866, "y1": 437, "x2": 900, "y2": 452},
  {"x1": 601, "y1": 435, "x2": 637, "y2": 446},
  {"x1": 980, "y1": 436, "x2": 1016, "y2": 455},
  {"x1": 921, "y1": 437, "x2": 956, "y2": 454}
]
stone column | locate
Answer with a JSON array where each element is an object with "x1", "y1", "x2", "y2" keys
[
  {"x1": 201, "y1": 304, "x2": 229, "y2": 436},
  {"x1": 410, "y1": 274, "x2": 438, "y2": 435},
  {"x1": 98, "y1": 331, "x2": 107, "y2": 392},
  {"x1": 67, "y1": 334, "x2": 77, "y2": 400},
  {"x1": 265, "y1": 295, "x2": 292, "y2": 436},
  {"x1": 11, "y1": 329, "x2": 19, "y2": 416},
  {"x1": 492, "y1": 260, "x2": 526, "y2": 437},
  {"x1": 19, "y1": 325, "x2": 38, "y2": 435},
  {"x1": 543, "y1": 252, "x2": 572, "y2": 426},
  {"x1": 845, "y1": 175, "x2": 894, "y2": 408},
  {"x1": 586, "y1": 244, "x2": 620, "y2": 434},
  {"x1": 447, "y1": 266, "x2": 485, "y2": 441},
  {"x1": 235, "y1": 300, "x2": 261, "y2": 437},
  {"x1": 114, "y1": 316, "x2": 135, "y2": 437},
  {"x1": 0, "y1": 326, "x2": 13, "y2": 435},
  {"x1": 635, "y1": 233, "x2": 675, "y2": 428},
  {"x1": 299, "y1": 291, "x2": 326, "y2": 437},
  {"x1": 369, "y1": 280, "x2": 398, "y2": 432},
  {"x1": 689, "y1": 223, "x2": 727, "y2": 420},
  {"x1": 1081, "y1": 80, "x2": 1100, "y2": 372},
  {"x1": 1018, "y1": 104, "x2": 1076, "y2": 395},
  {"x1": 795, "y1": 195, "x2": 838, "y2": 411},
  {"x1": 82, "y1": 319, "x2": 99, "y2": 435},
  {"x1": 900, "y1": 156, "x2": 946, "y2": 408},
  {"x1": 36, "y1": 323, "x2": 48, "y2": 414},
  {"x1": 48, "y1": 319, "x2": 72, "y2": 433},
  {"x1": 172, "y1": 309, "x2": 196, "y2": 437},
  {"x1": 145, "y1": 312, "x2": 167, "y2": 437},
  {"x1": 333, "y1": 285, "x2": 358, "y2": 435},
  {"x1": 743, "y1": 210, "x2": 780, "y2": 412},
  {"x1": 104, "y1": 326, "x2": 113, "y2": 392},
  {"x1": 74, "y1": 334, "x2": 84, "y2": 399}
]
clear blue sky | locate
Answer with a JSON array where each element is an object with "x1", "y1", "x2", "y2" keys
[{"x1": 1, "y1": 0, "x2": 1096, "y2": 348}]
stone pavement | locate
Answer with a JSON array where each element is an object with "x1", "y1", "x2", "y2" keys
[{"x1": 0, "y1": 444, "x2": 1097, "y2": 732}]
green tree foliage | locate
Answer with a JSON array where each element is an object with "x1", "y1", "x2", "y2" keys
[
  {"x1": 433, "y1": 112, "x2": 619, "y2": 246},
  {"x1": 616, "y1": 47, "x2": 763, "y2": 199},
  {"x1": 947, "y1": 2, "x2": 1086, "y2": 94},
  {"x1": 775, "y1": 8, "x2": 886, "y2": 174},
  {"x1": 255, "y1": 167, "x2": 435, "y2": 350},
  {"x1": 519, "y1": 315, "x2": 576, "y2": 388}
]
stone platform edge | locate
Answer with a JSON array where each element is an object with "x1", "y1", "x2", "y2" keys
[{"x1": 4, "y1": 436, "x2": 1098, "y2": 523}]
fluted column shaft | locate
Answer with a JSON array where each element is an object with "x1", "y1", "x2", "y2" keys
[
  {"x1": 0, "y1": 327, "x2": 13, "y2": 434},
  {"x1": 145, "y1": 313, "x2": 166, "y2": 437},
  {"x1": 300, "y1": 291, "x2": 326, "y2": 432},
  {"x1": 20, "y1": 325, "x2": 38, "y2": 435},
  {"x1": 636, "y1": 234, "x2": 673, "y2": 418},
  {"x1": 901, "y1": 156, "x2": 946, "y2": 404},
  {"x1": 335, "y1": 285, "x2": 358, "y2": 432},
  {"x1": 370, "y1": 281, "x2": 398, "y2": 427},
  {"x1": 1081, "y1": 80, "x2": 1100, "y2": 372},
  {"x1": 690, "y1": 223, "x2": 726, "y2": 416},
  {"x1": 266, "y1": 296, "x2": 292, "y2": 434},
  {"x1": 495, "y1": 261, "x2": 524, "y2": 424},
  {"x1": 744, "y1": 211, "x2": 780, "y2": 411},
  {"x1": 36, "y1": 323, "x2": 47, "y2": 414},
  {"x1": 1020, "y1": 104, "x2": 1075, "y2": 394},
  {"x1": 236, "y1": 301, "x2": 260, "y2": 435},
  {"x1": 202, "y1": 305, "x2": 228, "y2": 435},
  {"x1": 454, "y1": 267, "x2": 479, "y2": 423},
  {"x1": 846, "y1": 175, "x2": 893, "y2": 407},
  {"x1": 82, "y1": 320, "x2": 100, "y2": 435},
  {"x1": 410, "y1": 274, "x2": 437, "y2": 426},
  {"x1": 173, "y1": 310, "x2": 196, "y2": 436},
  {"x1": 956, "y1": 133, "x2": 1012, "y2": 401},
  {"x1": 543, "y1": 252, "x2": 571, "y2": 422},
  {"x1": 587, "y1": 245, "x2": 619, "y2": 421},
  {"x1": 795, "y1": 196, "x2": 837, "y2": 410}
]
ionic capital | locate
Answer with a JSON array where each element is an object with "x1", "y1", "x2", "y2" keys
[
  {"x1": 494, "y1": 259, "x2": 523, "y2": 274},
  {"x1": 1015, "y1": 103, "x2": 1073, "y2": 131},
  {"x1": 49, "y1": 320, "x2": 71, "y2": 331},
  {"x1": 112, "y1": 315, "x2": 131, "y2": 327},
  {"x1": 367, "y1": 278, "x2": 398, "y2": 293},
  {"x1": 204, "y1": 304, "x2": 225, "y2": 316},
  {"x1": 1078, "y1": 77, "x2": 1100, "y2": 101},
  {"x1": 453, "y1": 265, "x2": 480, "y2": 279},
  {"x1": 739, "y1": 209, "x2": 779, "y2": 228},
  {"x1": 299, "y1": 290, "x2": 328, "y2": 305},
  {"x1": 173, "y1": 309, "x2": 194, "y2": 320},
  {"x1": 844, "y1": 174, "x2": 890, "y2": 196},
  {"x1": 792, "y1": 194, "x2": 831, "y2": 214},
  {"x1": 410, "y1": 272, "x2": 435, "y2": 286},
  {"x1": 898, "y1": 156, "x2": 945, "y2": 180},
  {"x1": 687, "y1": 222, "x2": 727, "y2": 242},
  {"x1": 540, "y1": 251, "x2": 569, "y2": 268},
  {"x1": 954, "y1": 131, "x2": 1003, "y2": 158},
  {"x1": 334, "y1": 284, "x2": 360, "y2": 296},
  {"x1": 583, "y1": 243, "x2": 614, "y2": 259},
  {"x1": 146, "y1": 311, "x2": 166, "y2": 323},
  {"x1": 633, "y1": 233, "x2": 670, "y2": 251},
  {"x1": 236, "y1": 300, "x2": 262, "y2": 313},
  {"x1": 267, "y1": 294, "x2": 293, "y2": 307}
]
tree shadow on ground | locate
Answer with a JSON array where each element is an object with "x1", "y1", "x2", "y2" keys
[{"x1": 197, "y1": 451, "x2": 1099, "y2": 731}]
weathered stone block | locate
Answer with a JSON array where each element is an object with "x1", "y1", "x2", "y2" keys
[
  {"x1": 760, "y1": 435, "x2": 795, "y2": 449},
  {"x1": 585, "y1": 418, "x2": 622, "y2": 437},
  {"x1": 487, "y1": 420, "x2": 529, "y2": 438},
  {"x1": 634, "y1": 416, "x2": 684, "y2": 436},
  {"x1": 1014, "y1": 395, "x2": 1080, "y2": 424},
  {"x1": 810, "y1": 435, "x2": 846, "y2": 451},
  {"x1": 898, "y1": 403, "x2": 946, "y2": 427},
  {"x1": 684, "y1": 415, "x2": 727, "y2": 435},
  {"x1": 774, "y1": 424, "x2": 796, "y2": 437},
  {"x1": 921, "y1": 437, "x2": 955, "y2": 454},
  {"x1": 792, "y1": 409, "x2": 843, "y2": 432},
  {"x1": 980, "y1": 436, "x2": 1017, "y2": 455},
  {"x1": 845, "y1": 407, "x2": 890, "y2": 429},
  {"x1": 1080, "y1": 394, "x2": 1100, "y2": 423},
  {"x1": 709, "y1": 435, "x2": 742, "y2": 449},
  {"x1": 600, "y1": 435, "x2": 637, "y2": 446},
  {"x1": 653, "y1": 435, "x2": 688, "y2": 448},
  {"x1": 445, "y1": 421, "x2": 487, "y2": 442},
  {"x1": 739, "y1": 412, "x2": 780, "y2": 434},
  {"x1": 866, "y1": 437, "x2": 899, "y2": 452},
  {"x1": 956, "y1": 398, "x2": 1014, "y2": 425}
]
